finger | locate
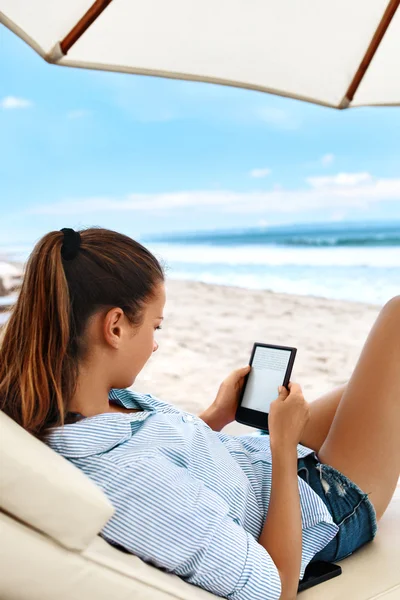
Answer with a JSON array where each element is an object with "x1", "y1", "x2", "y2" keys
[
  {"x1": 277, "y1": 385, "x2": 289, "y2": 399},
  {"x1": 288, "y1": 382, "x2": 302, "y2": 392},
  {"x1": 237, "y1": 365, "x2": 251, "y2": 375}
]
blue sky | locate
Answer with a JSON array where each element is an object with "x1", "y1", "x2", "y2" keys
[{"x1": 1, "y1": 24, "x2": 399, "y2": 254}]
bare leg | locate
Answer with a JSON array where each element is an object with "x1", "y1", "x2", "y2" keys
[
  {"x1": 299, "y1": 384, "x2": 346, "y2": 453},
  {"x1": 317, "y1": 296, "x2": 400, "y2": 522}
]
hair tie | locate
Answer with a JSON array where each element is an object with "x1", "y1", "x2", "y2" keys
[{"x1": 60, "y1": 228, "x2": 81, "y2": 261}]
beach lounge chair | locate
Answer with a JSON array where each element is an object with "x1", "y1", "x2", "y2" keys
[{"x1": 1, "y1": 410, "x2": 399, "y2": 599}]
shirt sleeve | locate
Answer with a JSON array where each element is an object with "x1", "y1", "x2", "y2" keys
[{"x1": 100, "y1": 454, "x2": 282, "y2": 600}]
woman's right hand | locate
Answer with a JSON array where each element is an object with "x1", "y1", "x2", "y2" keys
[{"x1": 268, "y1": 382, "x2": 310, "y2": 449}]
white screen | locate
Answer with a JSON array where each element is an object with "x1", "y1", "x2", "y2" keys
[{"x1": 241, "y1": 346, "x2": 291, "y2": 413}]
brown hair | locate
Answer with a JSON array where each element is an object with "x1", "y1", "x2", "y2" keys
[{"x1": 0, "y1": 228, "x2": 164, "y2": 440}]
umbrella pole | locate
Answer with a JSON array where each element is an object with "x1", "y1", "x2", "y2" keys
[
  {"x1": 340, "y1": 0, "x2": 399, "y2": 107},
  {"x1": 60, "y1": 0, "x2": 113, "y2": 55}
]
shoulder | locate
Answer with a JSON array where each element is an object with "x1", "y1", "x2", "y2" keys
[
  {"x1": 46, "y1": 413, "x2": 135, "y2": 458},
  {"x1": 109, "y1": 388, "x2": 183, "y2": 415}
]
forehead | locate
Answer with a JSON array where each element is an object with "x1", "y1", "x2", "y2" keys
[{"x1": 148, "y1": 282, "x2": 166, "y2": 312}]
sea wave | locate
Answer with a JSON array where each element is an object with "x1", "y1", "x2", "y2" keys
[
  {"x1": 148, "y1": 243, "x2": 400, "y2": 268},
  {"x1": 146, "y1": 224, "x2": 400, "y2": 248},
  {"x1": 277, "y1": 233, "x2": 400, "y2": 247},
  {"x1": 163, "y1": 268, "x2": 398, "y2": 306}
]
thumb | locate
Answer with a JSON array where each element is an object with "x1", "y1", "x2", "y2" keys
[
  {"x1": 277, "y1": 385, "x2": 289, "y2": 399},
  {"x1": 238, "y1": 365, "x2": 251, "y2": 382},
  {"x1": 238, "y1": 365, "x2": 251, "y2": 376}
]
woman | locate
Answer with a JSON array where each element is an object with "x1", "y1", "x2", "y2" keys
[{"x1": 0, "y1": 227, "x2": 399, "y2": 600}]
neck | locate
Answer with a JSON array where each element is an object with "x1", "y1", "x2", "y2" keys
[{"x1": 68, "y1": 362, "x2": 112, "y2": 418}]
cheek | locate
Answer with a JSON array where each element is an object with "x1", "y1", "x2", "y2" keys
[{"x1": 132, "y1": 330, "x2": 155, "y2": 361}]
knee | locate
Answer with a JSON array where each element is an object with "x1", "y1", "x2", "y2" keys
[{"x1": 382, "y1": 295, "x2": 400, "y2": 314}]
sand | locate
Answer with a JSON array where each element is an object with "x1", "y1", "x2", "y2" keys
[
  {"x1": 1, "y1": 274, "x2": 398, "y2": 494},
  {"x1": 0, "y1": 266, "x2": 386, "y2": 433},
  {"x1": 133, "y1": 279, "x2": 382, "y2": 436},
  {"x1": 0, "y1": 268, "x2": 384, "y2": 428}
]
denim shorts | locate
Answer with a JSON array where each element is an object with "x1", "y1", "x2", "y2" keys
[{"x1": 297, "y1": 452, "x2": 378, "y2": 562}]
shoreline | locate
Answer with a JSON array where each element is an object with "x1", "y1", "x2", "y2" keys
[
  {"x1": 0, "y1": 269, "x2": 384, "y2": 436},
  {"x1": 1, "y1": 273, "x2": 398, "y2": 495},
  {"x1": 164, "y1": 274, "x2": 382, "y2": 309}
]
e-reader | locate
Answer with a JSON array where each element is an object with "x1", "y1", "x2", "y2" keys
[{"x1": 235, "y1": 343, "x2": 297, "y2": 431}]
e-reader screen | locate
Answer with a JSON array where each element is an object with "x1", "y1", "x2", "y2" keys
[{"x1": 241, "y1": 346, "x2": 292, "y2": 414}]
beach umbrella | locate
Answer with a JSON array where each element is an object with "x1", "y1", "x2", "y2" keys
[{"x1": 0, "y1": 0, "x2": 399, "y2": 109}]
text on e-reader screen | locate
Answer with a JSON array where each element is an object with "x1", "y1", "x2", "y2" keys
[{"x1": 241, "y1": 347, "x2": 291, "y2": 413}]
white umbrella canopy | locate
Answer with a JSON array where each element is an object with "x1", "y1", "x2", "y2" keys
[{"x1": 0, "y1": 0, "x2": 399, "y2": 109}]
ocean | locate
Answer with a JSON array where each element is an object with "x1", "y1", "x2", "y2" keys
[
  {"x1": 144, "y1": 221, "x2": 400, "y2": 306},
  {"x1": 1, "y1": 221, "x2": 399, "y2": 307}
]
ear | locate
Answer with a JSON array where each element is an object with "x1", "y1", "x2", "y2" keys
[{"x1": 103, "y1": 307, "x2": 125, "y2": 349}]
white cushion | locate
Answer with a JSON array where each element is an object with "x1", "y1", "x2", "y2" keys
[
  {"x1": 1, "y1": 410, "x2": 399, "y2": 599},
  {"x1": 0, "y1": 511, "x2": 215, "y2": 600},
  {"x1": 1, "y1": 500, "x2": 399, "y2": 600},
  {"x1": 0, "y1": 411, "x2": 114, "y2": 551}
]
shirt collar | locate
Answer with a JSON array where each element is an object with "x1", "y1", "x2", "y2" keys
[
  {"x1": 46, "y1": 389, "x2": 153, "y2": 459},
  {"x1": 108, "y1": 388, "x2": 144, "y2": 409}
]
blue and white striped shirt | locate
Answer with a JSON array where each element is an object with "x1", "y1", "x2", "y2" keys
[{"x1": 46, "y1": 389, "x2": 339, "y2": 600}]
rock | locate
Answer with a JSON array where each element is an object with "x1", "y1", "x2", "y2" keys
[
  {"x1": 0, "y1": 276, "x2": 6, "y2": 297},
  {"x1": 0, "y1": 261, "x2": 23, "y2": 295}
]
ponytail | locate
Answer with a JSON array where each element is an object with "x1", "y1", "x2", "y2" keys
[
  {"x1": 0, "y1": 228, "x2": 164, "y2": 439},
  {"x1": 0, "y1": 232, "x2": 75, "y2": 437}
]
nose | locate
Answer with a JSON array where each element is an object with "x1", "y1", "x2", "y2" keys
[{"x1": 153, "y1": 340, "x2": 159, "y2": 353}]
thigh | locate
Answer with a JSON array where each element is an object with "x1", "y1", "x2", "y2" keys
[
  {"x1": 317, "y1": 297, "x2": 400, "y2": 521},
  {"x1": 299, "y1": 385, "x2": 345, "y2": 453}
]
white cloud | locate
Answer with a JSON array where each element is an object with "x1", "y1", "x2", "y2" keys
[
  {"x1": 67, "y1": 109, "x2": 90, "y2": 119},
  {"x1": 0, "y1": 96, "x2": 32, "y2": 109},
  {"x1": 250, "y1": 167, "x2": 272, "y2": 178},
  {"x1": 320, "y1": 153, "x2": 334, "y2": 166},
  {"x1": 307, "y1": 172, "x2": 372, "y2": 188},
  {"x1": 29, "y1": 173, "x2": 400, "y2": 217}
]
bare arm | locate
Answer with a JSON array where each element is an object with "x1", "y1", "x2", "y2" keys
[{"x1": 259, "y1": 444, "x2": 302, "y2": 600}]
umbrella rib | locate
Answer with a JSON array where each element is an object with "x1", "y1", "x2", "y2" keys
[
  {"x1": 60, "y1": 0, "x2": 114, "y2": 55},
  {"x1": 341, "y1": 0, "x2": 399, "y2": 107}
]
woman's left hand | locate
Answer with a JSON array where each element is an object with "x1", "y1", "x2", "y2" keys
[{"x1": 199, "y1": 365, "x2": 251, "y2": 431}]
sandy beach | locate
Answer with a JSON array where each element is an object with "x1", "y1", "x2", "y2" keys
[
  {"x1": 0, "y1": 266, "x2": 384, "y2": 432},
  {"x1": 133, "y1": 278, "x2": 382, "y2": 436},
  {"x1": 1, "y1": 272, "x2": 398, "y2": 496},
  {"x1": 0, "y1": 263, "x2": 386, "y2": 434}
]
